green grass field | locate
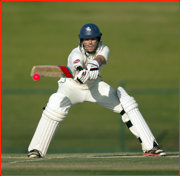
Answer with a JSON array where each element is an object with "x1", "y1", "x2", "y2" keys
[
  {"x1": 1, "y1": 0, "x2": 179, "y2": 159},
  {"x1": 1, "y1": 152, "x2": 179, "y2": 175}
]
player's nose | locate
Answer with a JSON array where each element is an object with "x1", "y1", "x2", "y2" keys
[{"x1": 87, "y1": 39, "x2": 92, "y2": 44}]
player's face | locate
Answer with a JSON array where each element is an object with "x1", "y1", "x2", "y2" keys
[{"x1": 82, "y1": 38, "x2": 98, "y2": 53}]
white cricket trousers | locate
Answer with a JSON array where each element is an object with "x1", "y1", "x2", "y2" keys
[
  {"x1": 57, "y1": 77, "x2": 123, "y2": 112},
  {"x1": 28, "y1": 77, "x2": 158, "y2": 157}
]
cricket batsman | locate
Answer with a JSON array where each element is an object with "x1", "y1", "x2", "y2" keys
[{"x1": 28, "y1": 23, "x2": 166, "y2": 158}]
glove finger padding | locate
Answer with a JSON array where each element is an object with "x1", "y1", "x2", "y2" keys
[
  {"x1": 74, "y1": 70, "x2": 89, "y2": 84},
  {"x1": 86, "y1": 63, "x2": 99, "y2": 80}
]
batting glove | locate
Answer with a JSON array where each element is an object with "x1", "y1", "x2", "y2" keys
[
  {"x1": 86, "y1": 60, "x2": 99, "y2": 80},
  {"x1": 74, "y1": 66, "x2": 89, "y2": 84}
]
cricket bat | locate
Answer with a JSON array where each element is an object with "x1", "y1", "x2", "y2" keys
[{"x1": 30, "y1": 65, "x2": 76, "y2": 79}]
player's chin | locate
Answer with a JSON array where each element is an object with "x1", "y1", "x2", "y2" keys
[{"x1": 86, "y1": 47, "x2": 95, "y2": 53}]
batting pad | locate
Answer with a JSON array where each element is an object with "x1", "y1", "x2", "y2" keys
[
  {"x1": 117, "y1": 87, "x2": 158, "y2": 152},
  {"x1": 28, "y1": 114, "x2": 60, "y2": 157}
]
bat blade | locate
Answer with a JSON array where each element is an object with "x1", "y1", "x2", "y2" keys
[{"x1": 30, "y1": 65, "x2": 76, "y2": 78}]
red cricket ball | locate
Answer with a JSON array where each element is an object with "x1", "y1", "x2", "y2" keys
[{"x1": 33, "y1": 74, "x2": 40, "y2": 81}]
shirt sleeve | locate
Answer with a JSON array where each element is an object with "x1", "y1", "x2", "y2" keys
[
  {"x1": 97, "y1": 45, "x2": 110, "y2": 64},
  {"x1": 67, "y1": 48, "x2": 84, "y2": 68}
]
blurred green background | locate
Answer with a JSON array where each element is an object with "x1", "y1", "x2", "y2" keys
[{"x1": 1, "y1": 1, "x2": 179, "y2": 154}]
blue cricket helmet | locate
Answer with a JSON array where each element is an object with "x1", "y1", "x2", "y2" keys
[{"x1": 78, "y1": 23, "x2": 102, "y2": 39}]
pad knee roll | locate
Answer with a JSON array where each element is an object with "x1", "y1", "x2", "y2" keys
[
  {"x1": 43, "y1": 93, "x2": 72, "y2": 122},
  {"x1": 43, "y1": 105, "x2": 66, "y2": 122},
  {"x1": 117, "y1": 86, "x2": 138, "y2": 113}
]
